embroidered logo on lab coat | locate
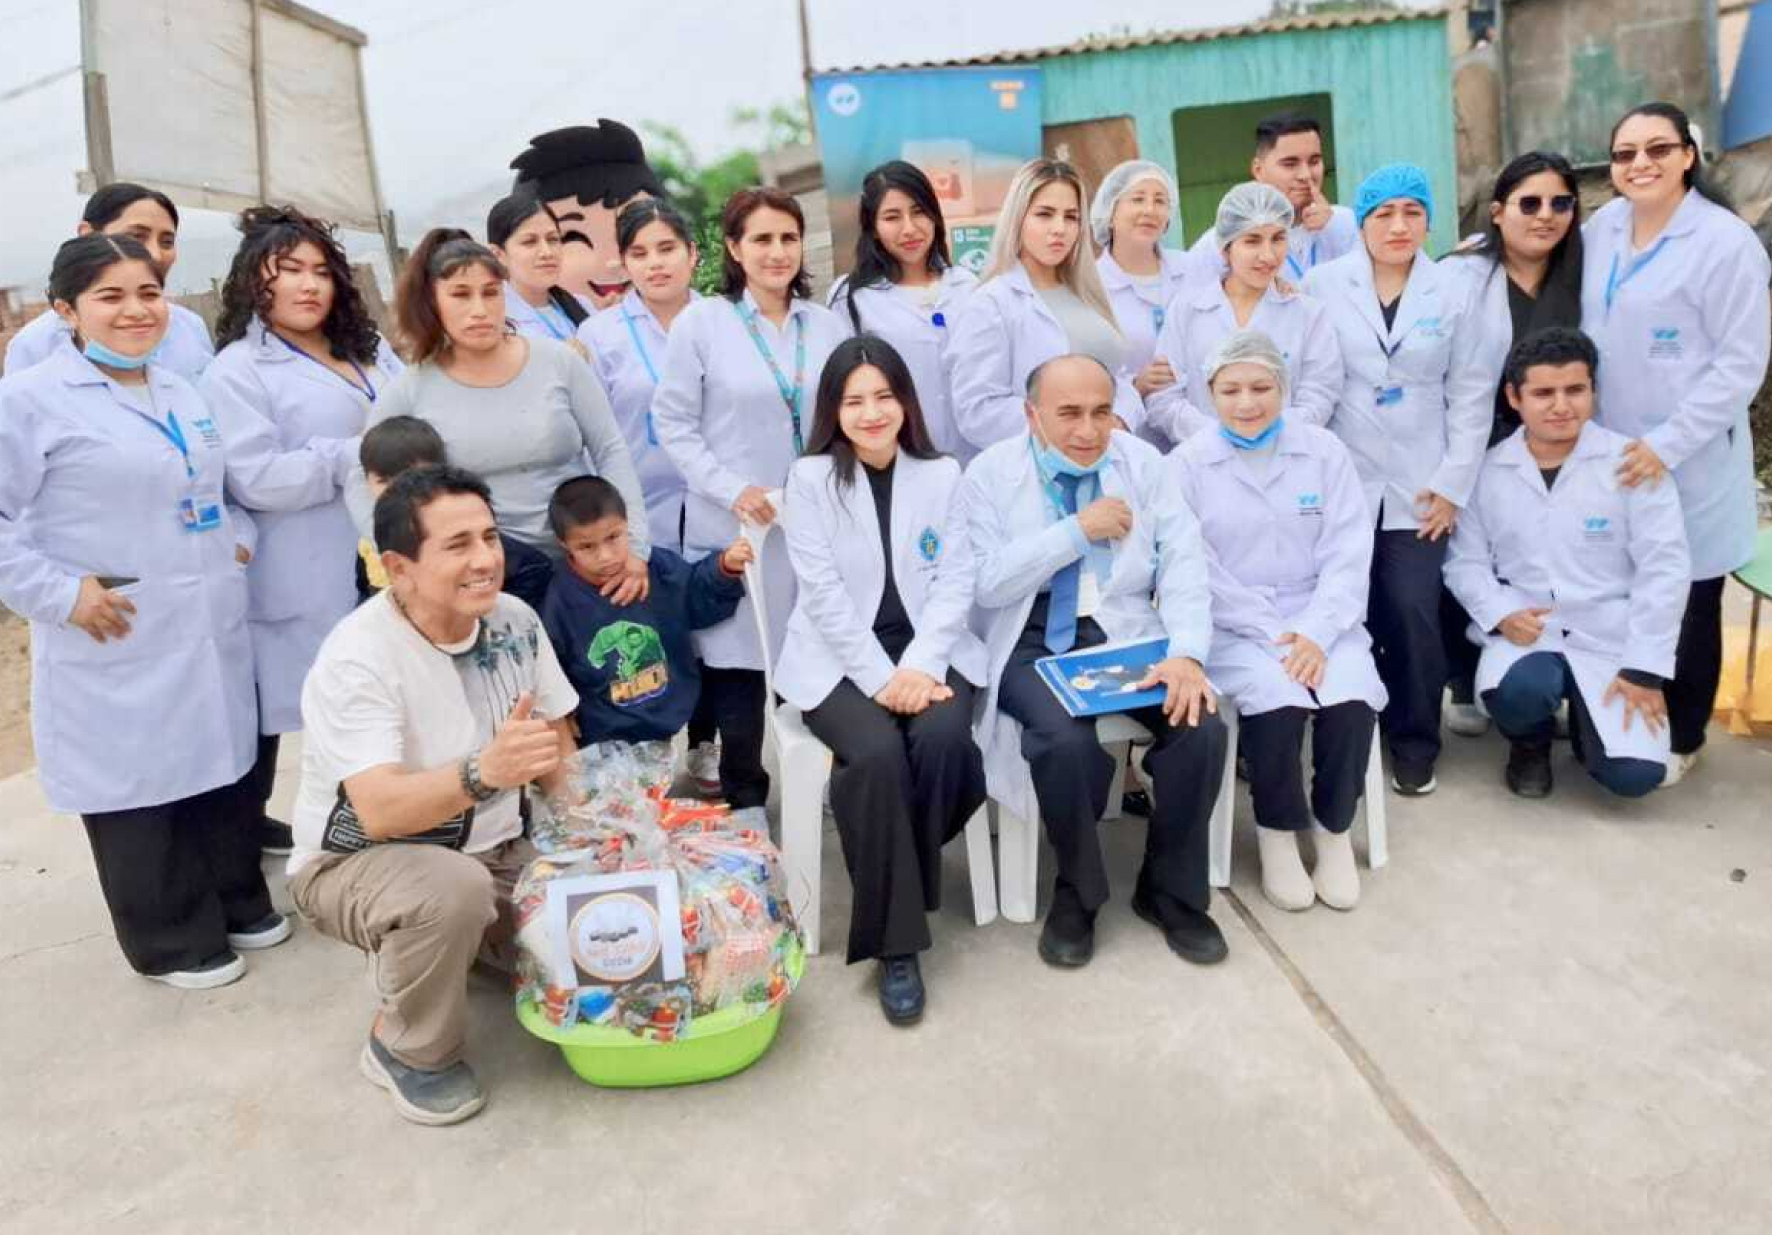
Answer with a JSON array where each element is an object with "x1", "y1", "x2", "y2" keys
[
  {"x1": 1415, "y1": 316, "x2": 1447, "y2": 338},
  {"x1": 1296, "y1": 492, "x2": 1324, "y2": 517},
  {"x1": 1648, "y1": 327, "x2": 1683, "y2": 360},
  {"x1": 191, "y1": 416, "x2": 223, "y2": 448},
  {"x1": 1582, "y1": 516, "x2": 1616, "y2": 543},
  {"x1": 918, "y1": 527, "x2": 942, "y2": 562}
]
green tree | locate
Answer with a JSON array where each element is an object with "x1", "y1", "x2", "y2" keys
[{"x1": 644, "y1": 98, "x2": 812, "y2": 295}]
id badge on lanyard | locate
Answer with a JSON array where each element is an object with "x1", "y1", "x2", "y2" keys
[{"x1": 147, "y1": 407, "x2": 223, "y2": 533}]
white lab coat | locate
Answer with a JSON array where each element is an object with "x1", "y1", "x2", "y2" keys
[
  {"x1": 504, "y1": 285, "x2": 585, "y2": 344},
  {"x1": 1304, "y1": 250, "x2": 1492, "y2": 530},
  {"x1": 945, "y1": 263, "x2": 1146, "y2": 453},
  {"x1": 828, "y1": 265, "x2": 979, "y2": 460},
  {"x1": 1171, "y1": 423, "x2": 1385, "y2": 716},
  {"x1": 0, "y1": 346, "x2": 256, "y2": 813},
  {"x1": 3, "y1": 303, "x2": 214, "y2": 382},
  {"x1": 200, "y1": 321, "x2": 404, "y2": 733},
  {"x1": 579, "y1": 289, "x2": 698, "y2": 552},
  {"x1": 775, "y1": 451, "x2": 986, "y2": 711},
  {"x1": 1581, "y1": 191, "x2": 1772, "y2": 579},
  {"x1": 1187, "y1": 206, "x2": 1361, "y2": 285},
  {"x1": 962, "y1": 430, "x2": 1211, "y2": 822},
  {"x1": 651, "y1": 290, "x2": 849, "y2": 670},
  {"x1": 1438, "y1": 253, "x2": 1541, "y2": 435},
  {"x1": 1144, "y1": 277, "x2": 1344, "y2": 447},
  {"x1": 1095, "y1": 248, "x2": 1194, "y2": 380},
  {"x1": 1444, "y1": 422, "x2": 1689, "y2": 763}
]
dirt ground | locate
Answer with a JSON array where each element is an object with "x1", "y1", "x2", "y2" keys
[{"x1": 0, "y1": 611, "x2": 30, "y2": 779}]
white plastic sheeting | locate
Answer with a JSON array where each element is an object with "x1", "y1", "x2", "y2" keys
[{"x1": 84, "y1": 0, "x2": 381, "y2": 230}]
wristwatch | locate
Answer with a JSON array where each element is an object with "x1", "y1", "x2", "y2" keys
[{"x1": 460, "y1": 753, "x2": 499, "y2": 803}]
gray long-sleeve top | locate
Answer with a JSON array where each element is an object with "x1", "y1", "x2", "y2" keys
[{"x1": 351, "y1": 337, "x2": 649, "y2": 561}]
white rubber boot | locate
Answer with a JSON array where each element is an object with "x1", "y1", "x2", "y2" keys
[
  {"x1": 1311, "y1": 822, "x2": 1360, "y2": 911},
  {"x1": 1256, "y1": 826, "x2": 1314, "y2": 912}
]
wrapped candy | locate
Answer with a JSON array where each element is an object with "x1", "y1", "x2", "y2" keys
[{"x1": 515, "y1": 743, "x2": 802, "y2": 1039}]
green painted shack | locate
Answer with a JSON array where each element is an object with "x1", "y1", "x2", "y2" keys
[{"x1": 829, "y1": 8, "x2": 1459, "y2": 252}]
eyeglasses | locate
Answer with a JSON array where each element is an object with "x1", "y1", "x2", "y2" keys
[
  {"x1": 1514, "y1": 194, "x2": 1576, "y2": 216},
  {"x1": 1609, "y1": 141, "x2": 1686, "y2": 166}
]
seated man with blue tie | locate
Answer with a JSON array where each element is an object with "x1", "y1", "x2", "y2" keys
[{"x1": 964, "y1": 354, "x2": 1230, "y2": 968}]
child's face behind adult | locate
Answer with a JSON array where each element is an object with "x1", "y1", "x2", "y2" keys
[{"x1": 562, "y1": 514, "x2": 631, "y2": 589}]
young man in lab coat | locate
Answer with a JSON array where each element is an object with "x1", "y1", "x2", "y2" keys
[
  {"x1": 1188, "y1": 112, "x2": 1358, "y2": 283},
  {"x1": 1445, "y1": 328, "x2": 1689, "y2": 799},
  {"x1": 964, "y1": 354, "x2": 1229, "y2": 968}
]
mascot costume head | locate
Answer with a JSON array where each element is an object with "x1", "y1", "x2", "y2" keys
[{"x1": 511, "y1": 120, "x2": 665, "y2": 311}]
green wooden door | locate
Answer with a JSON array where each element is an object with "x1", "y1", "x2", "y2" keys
[{"x1": 1170, "y1": 92, "x2": 1336, "y2": 245}]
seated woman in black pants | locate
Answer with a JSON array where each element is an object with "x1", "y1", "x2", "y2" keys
[{"x1": 776, "y1": 336, "x2": 988, "y2": 1025}]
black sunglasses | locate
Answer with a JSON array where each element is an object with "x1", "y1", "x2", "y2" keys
[
  {"x1": 1609, "y1": 140, "x2": 1686, "y2": 166},
  {"x1": 1513, "y1": 194, "x2": 1576, "y2": 216}
]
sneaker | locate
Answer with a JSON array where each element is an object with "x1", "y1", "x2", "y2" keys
[
  {"x1": 1659, "y1": 749, "x2": 1700, "y2": 788},
  {"x1": 1504, "y1": 741, "x2": 1553, "y2": 799},
  {"x1": 1445, "y1": 700, "x2": 1491, "y2": 737},
  {"x1": 145, "y1": 950, "x2": 245, "y2": 990},
  {"x1": 359, "y1": 1035, "x2": 486, "y2": 1126},
  {"x1": 877, "y1": 954, "x2": 925, "y2": 1025},
  {"x1": 1131, "y1": 884, "x2": 1228, "y2": 966},
  {"x1": 685, "y1": 741, "x2": 721, "y2": 799},
  {"x1": 258, "y1": 817, "x2": 294, "y2": 856},
  {"x1": 227, "y1": 911, "x2": 293, "y2": 951},
  {"x1": 1390, "y1": 767, "x2": 1438, "y2": 797}
]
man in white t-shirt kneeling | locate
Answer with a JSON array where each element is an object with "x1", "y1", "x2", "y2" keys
[{"x1": 289, "y1": 465, "x2": 579, "y2": 1126}]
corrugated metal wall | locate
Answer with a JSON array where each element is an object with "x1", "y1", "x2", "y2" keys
[{"x1": 1038, "y1": 16, "x2": 1459, "y2": 253}]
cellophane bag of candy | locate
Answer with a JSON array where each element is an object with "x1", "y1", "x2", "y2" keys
[{"x1": 513, "y1": 741, "x2": 802, "y2": 1041}]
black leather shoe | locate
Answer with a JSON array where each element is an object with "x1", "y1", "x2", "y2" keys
[
  {"x1": 1132, "y1": 887, "x2": 1228, "y2": 966},
  {"x1": 1120, "y1": 789, "x2": 1152, "y2": 818},
  {"x1": 257, "y1": 817, "x2": 294, "y2": 856},
  {"x1": 1505, "y1": 740, "x2": 1553, "y2": 798},
  {"x1": 1038, "y1": 896, "x2": 1096, "y2": 968},
  {"x1": 877, "y1": 955, "x2": 925, "y2": 1025}
]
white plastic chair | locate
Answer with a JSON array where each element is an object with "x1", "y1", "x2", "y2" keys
[
  {"x1": 1207, "y1": 699, "x2": 1388, "y2": 888},
  {"x1": 739, "y1": 490, "x2": 998, "y2": 955},
  {"x1": 993, "y1": 713, "x2": 1151, "y2": 924}
]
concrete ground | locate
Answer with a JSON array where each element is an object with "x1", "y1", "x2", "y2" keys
[{"x1": 2, "y1": 722, "x2": 1770, "y2": 1235}]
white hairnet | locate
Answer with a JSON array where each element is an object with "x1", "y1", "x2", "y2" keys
[
  {"x1": 1089, "y1": 160, "x2": 1179, "y2": 249},
  {"x1": 1214, "y1": 182, "x2": 1294, "y2": 250},
  {"x1": 1204, "y1": 328, "x2": 1290, "y2": 399}
]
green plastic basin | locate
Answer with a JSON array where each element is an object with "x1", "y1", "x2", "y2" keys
[{"x1": 516, "y1": 941, "x2": 804, "y2": 1088}]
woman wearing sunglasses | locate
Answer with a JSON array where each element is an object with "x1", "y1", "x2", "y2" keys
[
  {"x1": 1440, "y1": 152, "x2": 1586, "y2": 737},
  {"x1": 1580, "y1": 102, "x2": 1770, "y2": 787}
]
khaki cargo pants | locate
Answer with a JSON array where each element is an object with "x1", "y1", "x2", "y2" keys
[{"x1": 291, "y1": 838, "x2": 534, "y2": 1071}]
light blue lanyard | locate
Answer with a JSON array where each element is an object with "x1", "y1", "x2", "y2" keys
[
  {"x1": 621, "y1": 309, "x2": 661, "y2": 444},
  {"x1": 1603, "y1": 236, "x2": 1671, "y2": 315},
  {"x1": 145, "y1": 408, "x2": 194, "y2": 479},
  {"x1": 529, "y1": 298, "x2": 574, "y2": 341},
  {"x1": 273, "y1": 333, "x2": 376, "y2": 402},
  {"x1": 735, "y1": 303, "x2": 807, "y2": 454}
]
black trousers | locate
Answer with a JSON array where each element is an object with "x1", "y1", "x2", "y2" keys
[
  {"x1": 1239, "y1": 701, "x2": 1376, "y2": 833},
  {"x1": 1368, "y1": 527, "x2": 1448, "y2": 777},
  {"x1": 997, "y1": 607, "x2": 1226, "y2": 915},
  {"x1": 803, "y1": 672, "x2": 985, "y2": 963},
  {"x1": 1667, "y1": 576, "x2": 1723, "y2": 757},
  {"x1": 1441, "y1": 587, "x2": 1481, "y2": 702},
  {"x1": 250, "y1": 732, "x2": 280, "y2": 821},
  {"x1": 686, "y1": 673, "x2": 717, "y2": 748},
  {"x1": 81, "y1": 772, "x2": 274, "y2": 975},
  {"x1": 700, "y1": 666, "x2": 769, "y2": 809}
]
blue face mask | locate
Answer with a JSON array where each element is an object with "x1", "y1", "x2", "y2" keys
[
  {"x1": 1220, "y1": 417, "x2": 1284, "y2": 451},
  {"x1": 82, "y1": 338, "x2": 158, "y2": 371},
  {"x1": 1032, "y1": 434, "x2": 1110, "y2": 478}
]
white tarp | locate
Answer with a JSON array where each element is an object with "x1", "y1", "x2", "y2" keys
[{"x1": 84, "y1": 0, "x2": 381, "y2": 231}]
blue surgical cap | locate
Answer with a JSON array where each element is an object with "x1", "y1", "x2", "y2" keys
[{"x1": 1353, "y1": 163, "x2": 1434, "y2": 228}]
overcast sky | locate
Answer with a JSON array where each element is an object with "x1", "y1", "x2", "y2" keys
[{"x1": 0, "y1": 0, "x2": 1303, "y2": 293}]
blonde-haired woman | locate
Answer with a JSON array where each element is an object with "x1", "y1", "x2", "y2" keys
[{"x1": 946, "y1": 159, "x2": 1145, "y2": 452}]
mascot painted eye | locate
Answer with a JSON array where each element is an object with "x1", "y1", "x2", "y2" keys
[{"x1": 510, "y1": 120, "x2": 665, "y2": 311}]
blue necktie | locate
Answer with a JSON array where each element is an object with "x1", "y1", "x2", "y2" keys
[{"x1": 1044, "y1": 473, "x2": 1082, "y2": 653}]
